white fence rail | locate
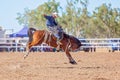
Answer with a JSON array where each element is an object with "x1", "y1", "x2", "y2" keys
[
  {"x1": 0, "y1": 38, "x2": 54, "y2": 52},
  {"x1": 79, "y1": 38, "x2": 120, "y2": 48},
  {"x1": 0, "y1": 38, "x2": 120, "y2": 52}
]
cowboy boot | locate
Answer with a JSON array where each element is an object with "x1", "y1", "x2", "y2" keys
[{"x1": 57, "y1": 39, "x2": 62, "y2": 45}]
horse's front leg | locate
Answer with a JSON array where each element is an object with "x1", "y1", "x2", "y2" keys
[
  {"x1": 65, "y1": 50, "x2": 77, "y2": 64},
  {"x1": 64, "y1": 44, "x2": 77, "y2": 64}
]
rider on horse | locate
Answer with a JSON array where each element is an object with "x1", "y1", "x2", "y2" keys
[{"x1": 44, "y1": 12, "x2": 63, "y2": 50}]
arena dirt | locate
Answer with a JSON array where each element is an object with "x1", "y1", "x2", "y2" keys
[{"x1": 0, "y1": 52, "x2": 119, "y2": 80}]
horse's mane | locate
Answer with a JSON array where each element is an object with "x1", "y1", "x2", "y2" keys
[{"x1": 63, "y1": 33, "x2": 70, "y2": 39}]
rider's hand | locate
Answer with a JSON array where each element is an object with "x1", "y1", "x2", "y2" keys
[{"x1": 43, "y1": 14, "x2": 47, "y2": 16}]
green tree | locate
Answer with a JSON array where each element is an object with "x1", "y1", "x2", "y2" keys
[
  {"x1": 16, "y1": 0, "x2": 120, "y2": 38},
  {"x1": 60, "y1": 0, "x2": 89, "y2": 38},
  {"x1": 16, "y1": 0, "x2": 61, "y2": 30},
  {"x1": 93, "y1": 4, "x2": 120, "y2": 38}
]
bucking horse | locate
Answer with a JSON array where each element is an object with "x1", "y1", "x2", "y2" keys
[{"x1": 24, "y1": 28, "x2": 82, "y2": 64}]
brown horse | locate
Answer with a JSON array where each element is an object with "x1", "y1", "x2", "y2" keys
[{"x1": 24, "y1": 28, "x2": 82, "y2": 64}]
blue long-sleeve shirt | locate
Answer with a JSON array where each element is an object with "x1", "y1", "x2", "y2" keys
[{"x1": 44, "y1": 15, "x2": 58, "y2": 27}]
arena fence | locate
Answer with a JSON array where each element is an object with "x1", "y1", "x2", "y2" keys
[{"x1": 0, "y1": 38, "x2": 120, "y2": 52}]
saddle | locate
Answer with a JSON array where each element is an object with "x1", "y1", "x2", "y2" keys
[{"x1": 43, "y1": 30, "x2": 64, "y2": 43}]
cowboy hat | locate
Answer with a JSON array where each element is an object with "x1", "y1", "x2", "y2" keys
[{"x1": 52, "y1": 12, "x2": 58, "y2": 15}]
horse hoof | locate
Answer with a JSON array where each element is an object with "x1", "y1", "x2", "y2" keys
[
  {"x1": 24, "y1": 56, "x2": 26, "y2": 59},
  {"x1": 70, "y1": 61, "x2": 77, "y2": 64},
  {"x1": 23, "y1": 55, "x2": 27, "y2": 59},
  {"x1": 56, "y1": 50, "x2": 60, "y2": 52}
]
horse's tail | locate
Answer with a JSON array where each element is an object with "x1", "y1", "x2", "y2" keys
[{"x1": 27, "y1": 27, "x2": 36, "y2": 42}]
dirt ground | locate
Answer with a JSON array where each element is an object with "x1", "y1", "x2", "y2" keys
[{"x1": 0, "y1": 51, "x2": 120, "y2": 80}]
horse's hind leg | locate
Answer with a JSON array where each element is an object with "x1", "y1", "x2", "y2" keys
[
  {"x1": 24, "y1": 38, "x2": 43, "y2": 59},
  {"x1": 24, "y1": 42, "x2": 31, "y2": 59}
]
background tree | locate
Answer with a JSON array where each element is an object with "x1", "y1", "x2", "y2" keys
[
  {"x1": 92, "y1": 4, "x2": 120, "y2": 38},
  {"x1": 16, "y1": 0, "x2": 120, "y2": 38},
  {"x1": 60, "y1": 0, "x2": 89, "y2": 38},
  {"x1": 16, "y1": 0, "x2": 61, "y2": 30}
]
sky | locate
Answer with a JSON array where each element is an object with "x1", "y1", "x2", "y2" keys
[{"x1": 0, "y1": 0, "x2": 120, "y2": 34}]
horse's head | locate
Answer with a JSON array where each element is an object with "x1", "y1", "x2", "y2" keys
[{"x1": 70, "y1": 36, "x2": 81, "y2": 50}]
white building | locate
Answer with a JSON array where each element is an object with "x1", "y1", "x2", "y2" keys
[
  {"x1": 0, "y1": 30, "x2": 5, "y2": 38},
  {"x1": 0, "y1": 27, "x2": 6, "y2": 38}
]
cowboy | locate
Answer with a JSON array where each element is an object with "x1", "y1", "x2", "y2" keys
[{"x1": 44, "y1": 12, "x2": 63, "y2": 50}]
